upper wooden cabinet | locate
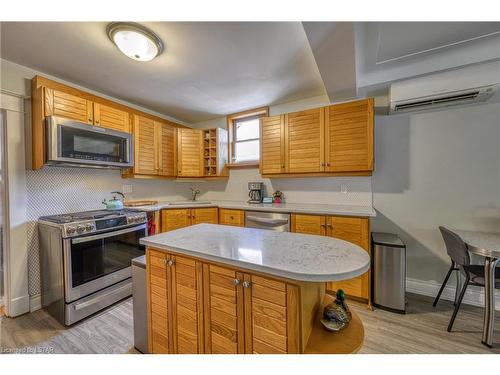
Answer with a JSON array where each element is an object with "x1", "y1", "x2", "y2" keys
[
  {"x1": 44, "y1": 88, "x2": 94, "y2": 124},
  {"x1": 177, "y1": 128, "x2": 204, "y2": 177},
  {"x1": 176, "y1": 128, "x2": 228, "y2": 178},
  {"x1": 129, "y1": 114, "x2": 177, "y2": 177},
  {"x1": 285, "y1": 108, "x2": 325, "y2": 173},
  {"x1": 44, "y1": 88, "x2": 130, "y2": 132},
  {"x1": 325, "y1": 98, "x2": 374, "y2": 173},
  {"x1": 93, "y1": 103, "x2": 130, "y2": 132},
  {"x1": 259, "y1": 98, "x2": 374, "y2": 177},
  {"x1": 260, "y1": 115, "x2": 285, "y2": 174}
]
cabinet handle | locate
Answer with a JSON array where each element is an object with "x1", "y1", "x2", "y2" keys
[
  {"x1": 95, "y1": 120, "x2": 100, "y2": 124},
  {"x1": 321, "y1": 162, "x2": 325, "y2": 167},
  {"x1": 167, "y1": 260, "x2": 174, "y2": 266},
  {"x1": 242, "y1": 281, "x2": 251, "y2": 288},
  {"x1": 163, "y1": 259, "x2": 168, "y2": 264},
  {"x1": 321, "y1": 224, "x2": 326, "y2": 228},
  {"x1": 233, "y1": 278, "x2": 241, "y2": 286},
  {"x1": 327, "y1": 224, "x2": 333, "y2": 228},
  {"x1": 230, "y1": 216, "x2": 234, "y2": 220},
  {"x1": 327, "y1": 163, "x2": 331, "y2": 167},
  {"x1": 88, "y1": 118, "x2": 92, "y2": 122}
]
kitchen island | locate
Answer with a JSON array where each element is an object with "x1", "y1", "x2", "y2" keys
[{"x1": 140, "y1": 224, "x2": 370, "y2": 354}]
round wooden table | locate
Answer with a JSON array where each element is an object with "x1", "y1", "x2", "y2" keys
[{"x1": 304, "y1": 294, "x2": 364, "y2": 354}]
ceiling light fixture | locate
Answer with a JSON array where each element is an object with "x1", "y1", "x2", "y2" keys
[{"x1": 106, "y1": 22, "x2": 163, "y2": 62}]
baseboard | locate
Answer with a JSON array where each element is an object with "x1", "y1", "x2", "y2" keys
[
  {"x1": 407, "y1": 277, "x2": 500, "y2": 311},
  {"x1": 8, "y1": 294, "x2": 30, "y2": 317},
  {"x1": 30, "y1": 294, "x2": 42, "y2": 312}
]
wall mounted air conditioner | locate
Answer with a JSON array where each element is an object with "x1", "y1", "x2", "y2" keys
[{"x1": 389, "y1": 61, "x2": 500, "y2": 114}]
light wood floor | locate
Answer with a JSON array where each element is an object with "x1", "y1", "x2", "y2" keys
[{"x1": 1, "y1": 294, "x2": 499, "y2": 354}]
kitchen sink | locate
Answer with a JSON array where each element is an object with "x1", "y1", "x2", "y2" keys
[{"x1": 168, "y1": 201, "x2": 212, "y2": 205}]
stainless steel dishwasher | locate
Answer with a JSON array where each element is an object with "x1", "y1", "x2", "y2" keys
[{"x1": 245, "y1": 211, "x2": 290, "y2": 231}]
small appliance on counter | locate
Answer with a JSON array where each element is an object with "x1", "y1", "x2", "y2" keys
[{"x1": 247, "y1": 182, "x2": 264, "y2": 204}]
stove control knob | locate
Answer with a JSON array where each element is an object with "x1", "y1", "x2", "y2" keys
[
  {"x1": 85, "y1": 223, "x2": 94, "y2": 231},
  {"x1": 77, "y1": 225, "x2": 86, "y2": 233},
  {"x1": 66, "y1": 226, "x2": 77, "y2": 235}
]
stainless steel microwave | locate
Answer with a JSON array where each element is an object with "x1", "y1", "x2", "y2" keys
[{"x1": 46, "y1": 116, "x2": 134, "y2": 168}]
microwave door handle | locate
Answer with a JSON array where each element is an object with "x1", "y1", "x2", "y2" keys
[
  {"x1": 71, "y1": 223, "x2": 147, "y2": 244},
  {"x1": 245, "y1": 216, "x2": 289, "y2": 227}
]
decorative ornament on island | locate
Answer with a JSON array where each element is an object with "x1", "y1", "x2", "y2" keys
[{"x1": 320, "y1": 289, "x2": 352, "y2": 332}]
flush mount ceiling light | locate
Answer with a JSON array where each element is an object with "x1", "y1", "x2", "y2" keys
[{"x1": 106, "y1": 22, "x2": 163, "y2": 62}]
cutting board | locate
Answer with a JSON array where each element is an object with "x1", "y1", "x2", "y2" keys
[{"x1": 123, "y1": 200, "x2": 158, "y2": 207}]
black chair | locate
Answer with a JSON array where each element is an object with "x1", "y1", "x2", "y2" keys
[{"x1": 433, "y1": 226, "x2": 500, "y2": 331}]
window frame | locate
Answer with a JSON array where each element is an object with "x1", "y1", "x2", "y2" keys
[{"x1": 227, "y1": 106, "x2": 269, "y2": 166}]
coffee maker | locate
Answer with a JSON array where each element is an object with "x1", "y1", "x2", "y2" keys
[{"x1": 247, "y1": 182, "x2": 264, "y2": 204}]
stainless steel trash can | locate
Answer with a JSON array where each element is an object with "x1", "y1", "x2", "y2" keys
[
  {"x1": 132, "y1": 255, "x2": 148, "y2": 353},
  {"x1": 372, "y1": 232, "x2": 406, "y2": 314}
]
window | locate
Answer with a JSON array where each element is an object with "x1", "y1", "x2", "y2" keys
[{"x1": 227, "y1": 106, "x2": 269, "y2": 165}]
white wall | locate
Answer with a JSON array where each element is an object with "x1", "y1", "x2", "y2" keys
[{"x1": 372, "y1": 102, "x2": 500, "y2": 304}]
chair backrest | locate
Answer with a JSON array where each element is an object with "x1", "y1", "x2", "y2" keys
[{"x1": 439, "y1": 226, "x2": 470, "y2": 267}]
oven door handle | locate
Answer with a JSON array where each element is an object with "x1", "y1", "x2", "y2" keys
[
  {"x1": 71, "y1": 223, "x2": 147, "y2": 244},
  {"x1": 73, "y1": 282, "x2": 131, "y2": 311}
]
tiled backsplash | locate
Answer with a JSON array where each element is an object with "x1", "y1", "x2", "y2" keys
[{"x1": 26, "y1": 166, "x2": 372, "y2": 297}]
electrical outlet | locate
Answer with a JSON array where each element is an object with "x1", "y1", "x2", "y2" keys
[
  {"x1": 122, "y1": 184, "x2": 133, "y2": 194},
  {"x1": 340, "y1": 184, "x2": 348, "y2": 194}
]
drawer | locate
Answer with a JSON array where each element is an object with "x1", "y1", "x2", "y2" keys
[{"x1": 218, "y1": 209, "x2": 244, "y2": 227}]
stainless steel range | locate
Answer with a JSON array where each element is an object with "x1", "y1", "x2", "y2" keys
[{"x1": 38, "y1": 209, "x2": 147, "y2": 325}]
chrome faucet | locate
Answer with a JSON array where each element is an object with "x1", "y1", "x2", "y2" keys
[{"x1": 190, "y1": 188, "x2": 200, "y2": 201}]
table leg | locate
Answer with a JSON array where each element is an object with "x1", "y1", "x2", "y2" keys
[{"x1": 482, "y1": 257, "x2": 499, "y2": 347}]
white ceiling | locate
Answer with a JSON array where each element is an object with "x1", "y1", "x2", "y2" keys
[
  {"x1": 2, "y1": 22, "x2": 500, "y2": 123},
  {"x1": 0, "y1": 22, "x2": 326, "y2": 123}
]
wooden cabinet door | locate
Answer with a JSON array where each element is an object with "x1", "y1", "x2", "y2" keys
[
  {"x1": 177, "y1": 128, "x2": 203, "y2": 177},
  {"x1": 326, "y1": 216, "x2": 370, "y2": 300},
  {"x1": 191, "y1": 208, "x2": 218, "y2": 225},
  {"x1": 218, "y1": 209, "x2": 245, "y2": 227},
  {"x1": 157, "y1": 121, "x2": 176, "y2": 177},
  {"x1": 202, "y1": 264, "x2": 245, "y2": 354},
  {"x1": 290, "y1": 214, "x2": 326, "y2": 236},
  {"x1": 93, "y1": 103, "x2": 130, "y2": 132},
  {"x1": 260, "y1": 115, "x2": 285, "y2": 174},
  {"x1": 170, "y1": 255, "x2": 204, "y2": 353},
  {"x1": 245, "y1": 274, "x2": 299, "y2": 354},
  {"x1": 44, "y1": 88, "x2": 93, "y2": 124},
  {"x1": 147, "y1": 249, "x2": 171, "y2": 354},
  {"x1": 285, "y1": 108, "x2": 324, "y2": 173},
  {"x1": 161, "y1": 209, "x2": 192, "y2": 232},
  {"x1": 325, "y1": 98, "x2": 374, "y2": 172},
  {"x1": 134, "y1": 115, "x2": 158, "y2": 175}
]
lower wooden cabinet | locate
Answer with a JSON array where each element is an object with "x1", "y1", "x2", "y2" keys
[
  {"x1": 291, "y1": 214, "x2": 370, "y2": 302},
  {"x1": 147, "y1": 249, "x2": 204, "y2": 353},
  {"x1": 147, "y1": 248, "x2": 324, "y2": 354},
  {"x1": 161, "y1": 207, "x2": 218, "y2": 232},
  {"x1": 218, "y1": 208, "x2": 245, "y2": 227}
]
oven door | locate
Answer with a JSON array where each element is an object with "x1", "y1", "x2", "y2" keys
[
  {"x1": 47, "y1": 116, "x2": 134, "y2": 168},
  {"x1": 63, "y1": 223, "x2": 146, "y2": 303}
]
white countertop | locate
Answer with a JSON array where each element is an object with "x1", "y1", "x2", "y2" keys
[
  {"x1": 128, "y1": 200, "x2": 376, "y2": 217},
  {"x1": 140, "y1": 223, "x2": 370, "y2": 282}
]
